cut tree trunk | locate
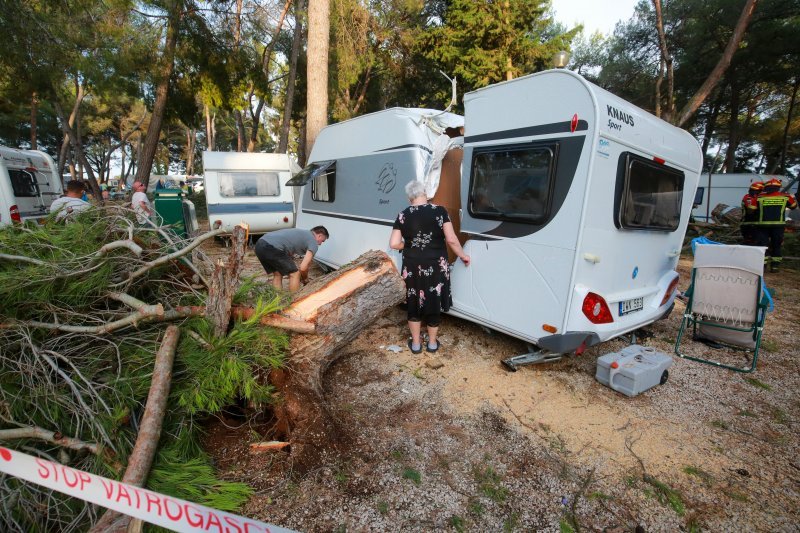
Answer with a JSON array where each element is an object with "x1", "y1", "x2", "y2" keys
[{"x1": 270, "y1": 250, "x2": 405, "y2": 469}]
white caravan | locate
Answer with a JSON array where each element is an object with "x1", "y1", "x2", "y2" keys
[
  {"x1": 202, "y1": 151, "x2": 300, "y2": 234},
  {"x1": 0, "y1": 146, "x2": 62, "y2": 226},
  {"x1": 692, "y1": 173, "x2": 787, "y2": 222},
  {"x1": 292, "y1": 70, "x2": 703, "y2": 355}
]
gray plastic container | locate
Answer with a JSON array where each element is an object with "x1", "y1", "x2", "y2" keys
[{"x1": 596, "y1": 345, "x2": 673, "y2": 397}]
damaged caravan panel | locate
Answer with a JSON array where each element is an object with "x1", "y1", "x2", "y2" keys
[
  {"x1": 202, "y1": 151, "x2": 300, "y2": 234},
  {"x1": 287, "y1": 108, "x2": 464, "y2": 265},
  {"x1": 294, "y1": 70, "x2": 702, "y2": 353}
]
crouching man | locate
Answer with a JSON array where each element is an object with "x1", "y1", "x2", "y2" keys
[{"x1": 254, "y1": 226, "x2": 329, "y2": 292}]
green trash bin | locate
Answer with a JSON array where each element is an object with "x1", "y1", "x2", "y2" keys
[{"x1": 153, "y1": 188, "x2": 187, "y2": 238}]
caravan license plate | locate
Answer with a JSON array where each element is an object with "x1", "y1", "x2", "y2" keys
[{"x1": 619, "y1": 297, "x2": 644, "y2": 316}]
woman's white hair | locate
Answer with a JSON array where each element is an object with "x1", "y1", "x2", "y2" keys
[{"x1": 404, "y1": 180, "x2": 427, "y2": 201}]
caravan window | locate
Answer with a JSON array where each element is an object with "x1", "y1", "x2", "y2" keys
[
  {"x1": 311, "y1": 162, "x2": 336, "y2": 202},
  {"x1": 616, "y1": 154, "x2": 684, "y2": 231},
  {"x1": 468, "y1": 144, "x2": 555, "y2": 223},
  {"x1": 218, "y1": 171, "x2": 280, "y2": 198},
  {"x1": 9, "y1": 169, "x2": 39, "y2": 197}
]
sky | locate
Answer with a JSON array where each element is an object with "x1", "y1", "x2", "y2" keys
[{"x1": 551, "y1": 0, "x2": 641, "y2": 37}]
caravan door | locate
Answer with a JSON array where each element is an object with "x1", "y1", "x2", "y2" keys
[{"x1": 451, "y1": 133, "x2": 588, "y2": 343}]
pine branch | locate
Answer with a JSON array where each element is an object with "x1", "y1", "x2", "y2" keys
[
  {"x1": 120, "y1": 228, "x2": 225, "y2": 285},
  {"x1": 90, "y1": 326, "x2": 180, "y2": 533},
  {"x1": 0, "y1": 425, "x2": 100, "y2": 455},
  {"x1": 0, "y1": 253, "x2": 49, "y2": 267}
]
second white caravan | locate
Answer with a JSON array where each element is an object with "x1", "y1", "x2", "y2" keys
[
  {"x1": 202, "y1": 151, "x2": 300, "y2": 234},
  {"x1": 0, "y1": 146, "x2": 62, "y2": 226},
  {"x1": 292, "y1": 70, "x2": 703, "y2": 354}
]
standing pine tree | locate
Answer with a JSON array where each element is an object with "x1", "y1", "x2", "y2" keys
[{"x1": 421, "y1": 0, "x2": 578, "y2": 99}]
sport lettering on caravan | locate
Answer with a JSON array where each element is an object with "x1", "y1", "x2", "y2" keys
[{"x1": 606, "y1": 105, "x2": 635, "y2": 127}]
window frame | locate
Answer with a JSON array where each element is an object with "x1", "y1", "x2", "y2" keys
[
  {"x1": 286, "y1": 160, "x2": 335, "y2": 186},
  {"x1": 310, "y1": 162, "x2": 336, "y2": 203},
  {"x1": 467, "y1": 142, "x2": 558, "y2": 225},
  {"x1": 217, "y1": 171, "x2": 281, "y2": 198},
  {"x1": 8, "y1": 169, "x2": 39, "y2": 198},
  {"x1": 614, "y1": 152, "x2": 685, "y2": 232}
]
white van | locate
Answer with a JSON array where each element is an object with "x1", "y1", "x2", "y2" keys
[
  {"x1": 0, "y1": 146, "x2": 62, "y2": 226},
  {"x1": 292, "y1": 70, "x2": 703, "y2": 354},
  {"x1": 202, "y1": 151, "x2": 300, "y2": 234}
]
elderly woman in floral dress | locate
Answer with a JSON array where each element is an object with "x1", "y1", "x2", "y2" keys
[{"x1": 389, "y1": 180, "x2": 470, "y2": 354}]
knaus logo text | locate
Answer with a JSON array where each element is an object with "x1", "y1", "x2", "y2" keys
[{"x1": 606, "y1": 105, "x2": 634, "y2": 131}]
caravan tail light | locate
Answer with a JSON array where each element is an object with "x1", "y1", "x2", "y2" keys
[
  {"x1": 10, "y1": 205, "x2": 21, "y2": 223},
  {"x1": 660, "y1": 276, "x2": 680, "y2": 307},
  {"x1": 582, "y1": 292, "x2": 613, "y2": 324},
  {"x1": 653, "y1": 156, "x2": 665, "y2": 164}
]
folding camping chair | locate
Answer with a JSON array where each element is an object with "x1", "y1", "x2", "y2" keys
[{"x1": 674, "y1": 244, "x2": 769, "y2": 373}]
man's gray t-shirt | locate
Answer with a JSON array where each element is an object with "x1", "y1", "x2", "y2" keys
[{"x1": 261, "y1": 228, "x2": 318, "y2": 257}]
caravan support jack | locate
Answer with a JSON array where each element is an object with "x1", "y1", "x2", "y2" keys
[{"x1": 501, "y1": 345, "x2": 563, "y2": 372}]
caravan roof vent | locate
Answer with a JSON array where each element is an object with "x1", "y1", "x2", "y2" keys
[{"x1": 582, "y1": 292, "x2": 613, "y2": 324}]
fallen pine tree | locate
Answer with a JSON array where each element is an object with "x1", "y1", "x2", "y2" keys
[
  {"x1": 0, "y1": 207, "x2": 406, "y2": 530},
  {"x1": 0, "y1": 208, "x2": 289, "y2": 530}
]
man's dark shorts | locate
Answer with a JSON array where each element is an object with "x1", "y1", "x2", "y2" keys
[{"x1": 255, "y1": 240, "x2": 298, "y2": 276}]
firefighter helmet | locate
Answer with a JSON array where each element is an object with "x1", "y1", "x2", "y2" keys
[
  {"x1": 749, "y1": 181, "x2": 765, "y2": 191},
  {"x1": 765, "y1": 177, "x2": 782, "y2": 188}
]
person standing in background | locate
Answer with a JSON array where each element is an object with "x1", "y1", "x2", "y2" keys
[
  {"x1": 754, "y1": 177, "x2": 797, "y2": 272},
  {"x1": 740, "y1": 181, "x2": 763, "y2": 245},
  {"x1": 131, "y1": 181, "x2": 153, "y2": 225}
]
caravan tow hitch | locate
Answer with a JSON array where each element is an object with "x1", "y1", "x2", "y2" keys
[{"x1": 501, "y1": 345, "x2": 564, "y2": 372}]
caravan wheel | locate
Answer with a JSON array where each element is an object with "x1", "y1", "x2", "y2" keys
[{"x1": 660, "y1": 370, "x2": 669, "y2": 385}]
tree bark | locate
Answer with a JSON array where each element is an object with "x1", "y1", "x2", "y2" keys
[
  {"x1": 270, "y1": 250, "x2": 406, "y2": 470},
  {"x1": 724, "y1": 76, "x2": 741, "y2": 172},
  {"x1": 306, "y1": 0, "x2": 331, "y2": 157},
  {"x1": 651, "y1": 0, "x2": 675, "y2": 121},
  {"x1": 234, "y1": 110, "x2": 246, "y2": 152},
  {"x1": 56, "y1": 81, "x2": 87, "y2": 179},
  {"x1": 185, "y1": 126, "x2": 196, "y2": 176},
  {"x1": 279, "y1": 0, "x2": 305, "y2": 153},
  {"x1": 701, "y1": 88, "x2": 724, "y2": 159},
  {"x1": 777, "y1": 77, "x2": 799, "y2": 174},
  {"x1": 134, "y1": 2, "x2": 182, "y2": 189},
  {"x1": 204, "y1": 103, "x2": 215, "y2": 150},
  {"x1": 675, "y1": 0, "x2": 758, "y2": 128},
  {"x1": 89, "y1": 325, "x2": 181, "y2": 533},
  {"x1": 53, "y1": 98, "x2": 102, "y2": 201},
  {"x1": 30, "y1": 92, "x2": 38, "y2": 150},
  {"x1": 205, "y1": 224, "x2": 247, "y2": 337}
]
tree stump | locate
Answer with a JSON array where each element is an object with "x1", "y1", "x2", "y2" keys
[
  {"x1": 270, "y1": 250, "x2": 406, "y2": 469},
  {"x1": 205, "y1": 224, "x2": 247, "y2": 337}
]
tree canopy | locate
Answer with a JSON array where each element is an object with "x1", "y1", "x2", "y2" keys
[{"x1": 0, "y1": 0, "x2": 797, "y2": 179}]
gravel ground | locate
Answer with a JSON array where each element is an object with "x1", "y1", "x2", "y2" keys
[{"x1": 203, "y1": 242, "x2": 800, "y2": 532}]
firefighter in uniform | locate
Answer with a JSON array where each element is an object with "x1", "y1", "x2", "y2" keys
[
  {"x1": 754, "y1": 177, "x2": 798, "y2": 272},
  {"x1": 740, "y1": 181, "x2": 764, "y2": 245}
]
